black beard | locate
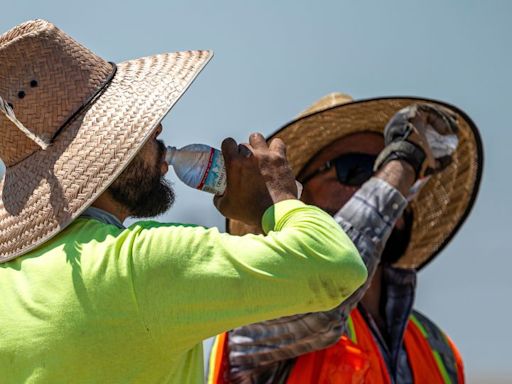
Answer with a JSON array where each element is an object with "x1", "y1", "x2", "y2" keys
[
  {"x1": 381, "y1": 208, "x2": 414, "y2": 265},
  {"x1": 109, "y1": 141, "x2": 175, "y2": 218}
]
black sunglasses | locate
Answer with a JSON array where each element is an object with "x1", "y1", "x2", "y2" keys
[{"x1": 301, "y1": 153, "x2": 377, "y2": 186}]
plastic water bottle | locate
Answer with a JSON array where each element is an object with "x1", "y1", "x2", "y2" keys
[
  {"x1": 166, "y1": 144, "x2": 226, "y2": 195},
  {"x1": 166, "y1": 144, "x2": 304, "y2": 198}
]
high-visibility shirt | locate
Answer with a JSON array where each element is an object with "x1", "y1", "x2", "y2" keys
[{"x1": 0, "y1": 200, "x2": 366, "y2": 383}]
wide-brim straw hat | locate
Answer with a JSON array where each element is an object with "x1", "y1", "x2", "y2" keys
[
  {"x1": 228, "y1": 93, "x2": 483, "y2": 270},
  {"x1": 0, "y1": 19, "x2": 212, "y2": 262}
]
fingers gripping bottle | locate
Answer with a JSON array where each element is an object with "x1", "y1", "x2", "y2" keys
[{"x1": 166, "y1": 144, "x2": 227, "y2": 195}]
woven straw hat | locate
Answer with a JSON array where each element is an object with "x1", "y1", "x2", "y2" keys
[
  {"x1": 229, "y1": 93, "x2": 483, "y2": 270},
  {"x1": 0, "y1": 19, "x2": 212, "y2": 263}
]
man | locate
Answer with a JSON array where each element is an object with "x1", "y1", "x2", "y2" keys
[
  {"x1": 208, "y1": 93, "x2": 483, "y2": 383},
  {"x1": 0, "y1": 21, "x2": 368, "y2": 383}
]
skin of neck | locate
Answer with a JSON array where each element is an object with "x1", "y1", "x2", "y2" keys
[
  {"x1": 360, "y1": 266, "x2": 385, "y2": 329},
  {"x1": 91, "y1": 191, "x2": 130, "y2": 223}
]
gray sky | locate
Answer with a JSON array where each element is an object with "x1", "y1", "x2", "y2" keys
[{"x1": 2, "y1": 1, "x2": 510, "y2": 381}]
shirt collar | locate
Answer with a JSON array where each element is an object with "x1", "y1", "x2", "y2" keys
[
  {"x1": 80, "y1": 206, "x2": 125, "y2": 229},
  {"x1": 382, "y1": 265, "x2": 417, "y2": 287}
]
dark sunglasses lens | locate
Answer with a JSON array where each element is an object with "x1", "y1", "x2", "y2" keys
[{"x1": 334, "y1": 154, "x2": 376, "y2": 186}]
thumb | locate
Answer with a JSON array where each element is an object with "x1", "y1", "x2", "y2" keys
[{"x1": 221, "y1": 138, "x2": 239, "y2": 165}]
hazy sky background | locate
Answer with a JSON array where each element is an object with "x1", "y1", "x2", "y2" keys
[{"x1": 1, "y1": 1, "x2": 510, "y2": 381}]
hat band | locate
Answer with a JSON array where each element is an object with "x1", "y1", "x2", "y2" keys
[{"x1": 50, "y1": 62, "x2": 118, "y2": 143}]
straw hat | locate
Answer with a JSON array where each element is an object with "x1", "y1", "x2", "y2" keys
[
  {"x1": 229, "y1": 93, "x2": 483, "y2": 270},
  {"x1": 0, "y1": 19, "x2": 212, "y2": 263}
]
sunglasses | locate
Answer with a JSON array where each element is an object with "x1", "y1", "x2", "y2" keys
[{"x1": 301, "y1": 153, "x2": 377, "y2": 186}]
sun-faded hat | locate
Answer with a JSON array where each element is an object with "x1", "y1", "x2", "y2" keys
[
  {"x1": 0, "y1": 19, "x2": 212, "y2": 262},
  {"x1": 228, "y1": 93, "x2": 483, "y2": 270}
]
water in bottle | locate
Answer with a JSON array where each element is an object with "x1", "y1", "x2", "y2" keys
[{"x1": 166, "y1": 144, "x2": 226, "y2": 195}]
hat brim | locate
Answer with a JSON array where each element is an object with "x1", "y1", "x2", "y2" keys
[
  {"x1": 228, "y1": 97, "x2": 483, "y2": 270},
  {"x1": 0, "y1": 50, "x2": 213, "y2": 262}
]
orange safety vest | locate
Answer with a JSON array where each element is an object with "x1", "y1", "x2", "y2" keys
[{"x1": 209, "y1": 308, "x2": 464, "y2": 384}]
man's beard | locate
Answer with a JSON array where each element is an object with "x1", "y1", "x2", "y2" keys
[
  {"x1": 109, "y1": 140, "x2": 175, "y2": 218},
  {"x1": 381, "y1": 208, "x2": 414, "y2": 265}
]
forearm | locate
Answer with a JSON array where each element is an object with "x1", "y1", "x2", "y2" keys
[
  {"x1": 335, "y1": 160, "x2": 414, "y2": 286},
  {"x1": 375, "y1": 159, "x2": 416, "y2": 196},
  {"x1": 324, "y1": 160, "x2": 416, "y2": 318}
]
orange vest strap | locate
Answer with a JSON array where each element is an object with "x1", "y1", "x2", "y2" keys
[
  {"x1": 208, "y1": 332, "x2": 229, "y2": 384},
  {"x1": 405, "y1": 316, "x2": 448, "y2": 383},
  {"x1": 445, "y1": 334, "x2": 466, "y2": 384},
  {"x1": 408, "y1": 311, "x2": 464, "y2": 384}
]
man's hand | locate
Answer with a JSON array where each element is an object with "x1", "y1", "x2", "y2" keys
[
  {"x1": 374, "y1": 103, "x2": 459, "y2": 179},
  {"x1": 214, "y1": 133, "x2": 297, "y2": 228}
]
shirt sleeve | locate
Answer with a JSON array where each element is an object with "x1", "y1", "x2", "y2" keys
[
  {"x1": 226, "y1": 178, "x2": 408, "y2": 382},
  {"x1": 121, "y1": 199, "x2": 366, "y2": 356}
]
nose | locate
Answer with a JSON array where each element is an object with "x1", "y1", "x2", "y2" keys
[{"x1": 154, "y1": 123, "x2": 163, "y2": 137}]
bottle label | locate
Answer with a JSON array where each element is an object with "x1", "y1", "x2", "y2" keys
[{"x1": 198, "y1": 148, "x2": 227, "y2": 194}]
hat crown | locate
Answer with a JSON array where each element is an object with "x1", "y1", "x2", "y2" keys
[
  {"x1": 297, "y1": 92, "x2": 353, "y2": 118},
  {"x1": 0, "y1": 19, "x2": 112, "y2": 166}
]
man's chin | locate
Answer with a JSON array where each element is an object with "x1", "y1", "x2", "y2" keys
[
  {"x1": 129, "y1": 202, "x2": 174, "y2": 219},
  {"x1": 127, "y1": 183, "x2": 176, "y2": 219}
]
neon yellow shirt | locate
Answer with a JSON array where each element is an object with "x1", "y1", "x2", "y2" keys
[{"x1": 0, "y1": 200, "x2": 366, "y2": 383}]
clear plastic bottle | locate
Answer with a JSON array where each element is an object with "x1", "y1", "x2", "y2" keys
[
  {"x1": 166, "y1": 144, "x2": 226, "y2": 195},
  {"x1": 166, "y1": 144, "x2": 303, "y2": 198}
]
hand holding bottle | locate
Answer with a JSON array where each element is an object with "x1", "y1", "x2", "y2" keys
[{"x1": 214, "y1": 133, "x2": 298, "y2": 227}]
